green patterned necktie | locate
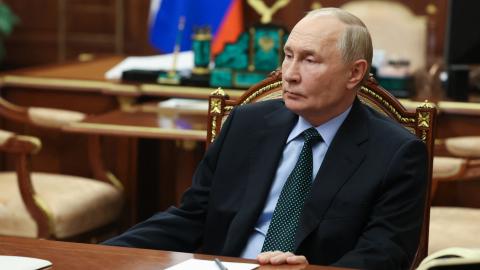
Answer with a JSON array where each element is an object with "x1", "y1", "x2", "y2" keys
[{"x1": 261, "y1": 127, "x2": 322, "y2": 252}]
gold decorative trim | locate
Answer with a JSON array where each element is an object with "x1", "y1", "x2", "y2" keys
[
  {"x1": 211, "y1": 87, "x2": 226, "y2": 97},
  {"x1": 248, "y1": 28, "x2": 256, "y2": 72},
  {"x1": 106, "y1": 171, "x2": 124, "y2": 191},
  {"x1": 2, "y1": 75, "x2": 137, "y2": 94},
  {"x1": 33, "y1": 194, "x2": 55, "y2": 236},
  {"x1": 116, "y1": 96, "x2": 136, "y2": 111},
  {"x1": 311, "y1": 1, "x2": 322, "y2": 9},
  {"x1": 210, "y1": 115, "x2": 218, "y2": 142},
  {"x1": 67, "y1": 122, "x2": 207, "y2": 141},
  {"x1": 398, "y1": 98, "x2": 426, "y2": 110},
  {"x1": 210, "y1": 98, "x2": 222, "y2": 114},
  {"x1": 426, "y1": 3, "x2": 437, "y2": 15},
  {"x1": 241, "y1": 81, "x2": 282, "y2": 105},
  {"x1": 192, "y1": 67, "x2": 210, "y2": 75},
  {"x1": 435, "y1": 139, "x2": 444, "y2": 145},
  {"x1": 420, "y1": 100, "x2": 435, "y2": 109},
  {"x1": 192, "y1": 33, "x2": 212, "y2": 41},
  {"x1": 418, "y1": 112, "x2": 430, "y2": 128},
  {"x1": 247, "y1": 0, "x2": 291, "y2": 24},
  {"x1": 360, "y1": 86, "x2": 415, "y2": 123},
  {"x1": 176, "y1": 140, "x2": 198, "y2": 151}
]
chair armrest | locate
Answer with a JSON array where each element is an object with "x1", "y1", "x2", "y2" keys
[
  {"x1": 0, "y1": 129, "x2": 41, "y2": 154},
  {"x1": 28, "y1": 107, "x2": 86, "y2": 129},
  {"x1": 0, "y1": 96, "x2": 85, "y2": 129}
]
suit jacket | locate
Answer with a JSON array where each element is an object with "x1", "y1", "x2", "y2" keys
[{"x1": 104, "y1": 98, "x2": 428, "y2": 270}]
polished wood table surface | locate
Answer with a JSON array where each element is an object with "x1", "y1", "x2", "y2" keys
[
  {"x1": 0, "y1": 236, "x2": 351, "y2": 270},
  {"x1": 0, "y1": 56, "x2": 245, "y2": 99},
  {"x1": 64, "y1": 102, "x2": 208, "y2": 141}
]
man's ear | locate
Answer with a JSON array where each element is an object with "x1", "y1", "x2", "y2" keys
[{"x1": 346, "y1": 59, "x2": 368, "y2": 90}]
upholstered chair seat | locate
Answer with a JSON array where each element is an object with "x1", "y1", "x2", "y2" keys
[
  {"x1": 429, "y1": 207, "x2": 480, "y2": 254},
  {"x1": 0, "y1": 172, "x2": 123, "y2": 238},
  {"x1": 444, "y1": 136, "x2": 480, "y2": 157},
  {"x1": 432, "y1": 156, "x2": 466, "y2": 180}
]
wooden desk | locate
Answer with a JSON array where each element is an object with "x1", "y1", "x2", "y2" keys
[{"x1": 0, "y1": 236, "x2": 350, "y2": 270}]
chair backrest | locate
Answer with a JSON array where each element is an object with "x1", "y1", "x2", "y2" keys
[
  {"x1": 341, "y1": 0, "x2": 427, "y2": 71},
  {"x1": 206, "y1": 71, "x2": 437, "y2": 269}
]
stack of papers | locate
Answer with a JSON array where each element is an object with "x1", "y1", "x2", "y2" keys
[
  {"x1": 105, "y1": 51, "x2": 194, "y2": 80},
  {"x1": 166, "y1": 259, "x2": 259, "y2": 270},
  {"x1": 158, "y1": 98, "x2": 209, "y2": 111}
]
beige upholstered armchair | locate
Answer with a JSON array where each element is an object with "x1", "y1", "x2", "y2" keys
[
  {"x1": 207, "y1": 71, "x2": 437, "y2": 269},
  {"x1": 0, "y1": 96, "x2": 124, "y2": 241},
  {"x1": 429, "y1": 137, "x2": 480, "y2": 254}
]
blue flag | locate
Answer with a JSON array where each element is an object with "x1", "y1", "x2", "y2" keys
[{"x1": 149, "y1": 0, "x2": 237, "y2": 53}]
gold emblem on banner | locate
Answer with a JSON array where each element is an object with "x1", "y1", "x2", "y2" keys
[
  {"x1": 247, "y1": 0, "x2": 291, "y2": 24},
  {"x1": 259, "y1": 37, "x2": 274, "y2": 52}
]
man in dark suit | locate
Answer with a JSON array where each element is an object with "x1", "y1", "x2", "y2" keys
[{"x1": 104, "y1": 7, "x2": 427, "y2": 270}]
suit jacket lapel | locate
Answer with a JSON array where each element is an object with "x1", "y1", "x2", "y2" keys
[
  {"x1": 294, "y1": 98, "x2": 369, "y2": 250},
  {"x1": 222, "y1": 103, "x2": 297, "y2": 255}
]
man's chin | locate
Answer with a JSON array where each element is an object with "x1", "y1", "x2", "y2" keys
[{"x1": 284, "y1": 100, "x2": 305, "y2": 115}]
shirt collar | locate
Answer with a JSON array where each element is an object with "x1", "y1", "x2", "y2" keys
[{"x1": 287, "y1": 106, "x2": 352, "y2": 147}]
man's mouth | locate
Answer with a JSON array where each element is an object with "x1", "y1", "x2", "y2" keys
[{"x1": 284, "y1": 90, "x2": 303, "y2": 98}]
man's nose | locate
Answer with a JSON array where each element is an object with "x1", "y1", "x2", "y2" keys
[{"x1": 282, "y1": 61, "x2": 301, "y2": 83}]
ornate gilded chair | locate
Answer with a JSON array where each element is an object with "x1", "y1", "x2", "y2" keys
[
  {"x1": 0, "y1": 96, "x2": 124, "y2": 241},
  {"x1": 206, "y1": 71, "x2": 437, "y2": 269}
]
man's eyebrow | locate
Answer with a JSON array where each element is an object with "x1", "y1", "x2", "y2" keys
[
  {"x1": 302, "y1": 49, "x2": 316, "y2": 56},
  {"x1": 283, "y1": 46, "x2": 316, "y2": 56}
]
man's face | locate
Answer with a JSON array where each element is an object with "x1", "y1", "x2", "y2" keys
[{"x1": 282, "y1": 15, "x2": 359, "y2": 126}]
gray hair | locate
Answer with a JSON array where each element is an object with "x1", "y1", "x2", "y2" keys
[{"x1": 306, "y1": 8, "x2": 373, "y2": 82}]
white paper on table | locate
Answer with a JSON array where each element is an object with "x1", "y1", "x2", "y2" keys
[
  {"x1": 0, "y1": 256, "x2": 52, "y2": 270},
  {"x1": 165, "y1": 258, "x2": 259, "y2": 270},
  {"x1": 158, "y1": 98, "x2": 209, "y2": 111},
  {"x1": 104, "y1": 51, "x2": 194, "y2": 80}
]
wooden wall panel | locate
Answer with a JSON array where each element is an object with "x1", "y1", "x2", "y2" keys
[
  {"x1": 123, "y1": 0, "x2": 157, "y2": 55},
  {"x1": 2, "y1": 0, "x2": 59, "y2": 68}
]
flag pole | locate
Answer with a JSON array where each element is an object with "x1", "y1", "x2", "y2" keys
[{"x1": 168, "y1": 16, "x2": 186, "y2": 78}]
